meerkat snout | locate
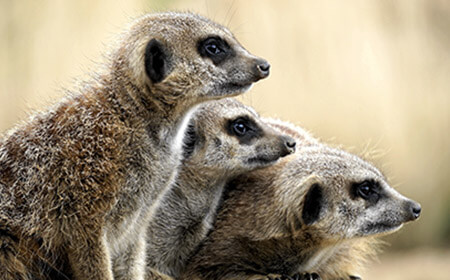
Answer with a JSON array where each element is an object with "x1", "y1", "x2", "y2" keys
[
  {"x1": 282, "y1": 135, "x2": 296, "y2": 155},
  {"x1": 406, "y1": 200, "x2": 421, "y2": 221},
  {"x1": 255, "y1": 59, "x2": 271, "y2": 79},
  {"x1": 222, "y1": 114, "x2": 296, "y2": 167},
  {"x1": 191, "y1": 34, "x2": 270, "y2": 97}
]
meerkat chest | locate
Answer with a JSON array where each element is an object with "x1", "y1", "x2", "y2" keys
[{"x1": 105, "y1": 122, "x2": 187, "y2": 256}]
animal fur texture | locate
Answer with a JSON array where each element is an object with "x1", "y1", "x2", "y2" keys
[
  {"x1": 0, "y1": 12, "x2": 270, "y2": 280},
  {"x1": 180, "y1": 118, "x2": 421, "y2": 280},
  {"x1": 144, "y1": 98, "x2": 296, "y2": 279}
]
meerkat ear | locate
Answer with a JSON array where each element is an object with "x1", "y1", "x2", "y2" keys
[
  {"x1": 145, "y1": 39, "x2": 171, "y2": 83},
  {"x1": 302, "y1": 183, "x2": 323, "y2": 225}
]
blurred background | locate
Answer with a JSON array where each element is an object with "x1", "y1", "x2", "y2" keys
[{"x1": 0, "y1": 0, "x2": 448, "y2": 279}]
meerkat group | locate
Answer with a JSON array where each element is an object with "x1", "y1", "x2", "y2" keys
[{"x1": 0, "y1": 11, "x2": 420, "y2": 280}]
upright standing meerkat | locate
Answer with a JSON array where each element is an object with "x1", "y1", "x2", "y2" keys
[
  {"x1": 180, "y1": 119, "x2": 421, "y2": 280},
  {"x1": 140, "y1": 99, "x2": 296, "y2": 280},
  {"x1": 0, "y1": 12, "x2": 270, "y2": 280}
]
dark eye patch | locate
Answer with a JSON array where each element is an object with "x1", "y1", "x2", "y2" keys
[
  {"x1": 351, "y1": 179, "x2": 381, "y2": 204},
  {"x1": 225, "y1": 116, "x2": 263, "y2": 145},
  {"x1": 197, "y1": 36, "x2": 234, "y2": 65}
]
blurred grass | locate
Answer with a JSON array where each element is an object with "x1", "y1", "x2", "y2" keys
[
  {"x1": 365, "y1": 249, "x2": 450, "y2": 280},
  {"x1": 0, "y1": 0, "x2": 449, "y2": 277}
]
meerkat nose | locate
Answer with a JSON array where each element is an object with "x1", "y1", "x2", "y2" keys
[
  {"x1": 286, "y1": 138, "x2": 296, "y2": 152},
  {"x1": 281, "y1": 135, "x2": 296, "y2": 156},
  {"x1": 255, "y1": 59, "x2": 270, "y2": 78},
  {"x1": 407, "y1": 200, "x2": 422, "y2": 220},
  {"x1": 411, "y1": 202, "x2": 422, "y2": 220}
]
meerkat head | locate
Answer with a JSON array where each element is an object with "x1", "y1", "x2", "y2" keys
[
  {"x1": 181, "y1": 98, "x2": 296, "y2": 178},
  {"x1": 278, "y1": 145, "x2": 421, "y2": 240},
  {"x1": 112, "y1": 12, "x2": 270, "y2": 108}
]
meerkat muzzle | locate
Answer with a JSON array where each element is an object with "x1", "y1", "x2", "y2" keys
[{"x1": 255, "y1": 59, "x2": 270, "y2": 79}]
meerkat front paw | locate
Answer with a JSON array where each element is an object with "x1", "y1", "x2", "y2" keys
[{"x1": 349, "y1": 276, "x2": 362, "y2": 280}]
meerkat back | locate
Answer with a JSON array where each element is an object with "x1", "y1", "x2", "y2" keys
[{"x1": 0, "y1": 12, "x2": 270, "y2": 280}]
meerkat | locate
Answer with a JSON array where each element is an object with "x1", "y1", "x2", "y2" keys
[
  {"x1": 180, "y1": 119, "x2": 421, "y2": 280},
  {"x1": 136, "y1": 98, "x2": 296, "y2": 280},
  {"x1": 0, "y1": 12, "x2": 270, "y2": 280}
]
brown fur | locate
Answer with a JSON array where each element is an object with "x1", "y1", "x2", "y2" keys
[
  {"x1": 144, "y1": 99, "x2": 295, "y2": 279},
  {"x1": 0, "y1": 12, "x2": 269, "y2": 280},
  {"x1": 180, "y1": 119, "x2": 420, "y2": 280}
]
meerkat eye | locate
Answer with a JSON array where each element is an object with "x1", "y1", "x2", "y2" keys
[
  {"x1": 198, "y1": 36, "x2": 232, "y2": 65},
  {"x1": 226, "y1": 116, "x2": 262, "y2": 145},
  {"x1": 205, "y1": 40, "x2": 222, "y2": 55},
  {"x1": 232, "y1": 120, "x2": 249, "y2": 136},
  {"x1": 357, "y1": 182, "x2": 373, "y2": 199},
  {"x1": 203, "y1": 37, "x2": 225, "y2": 55},
  {"x1": 352, "y1": 180, "x2": 380, "y2": 203}
]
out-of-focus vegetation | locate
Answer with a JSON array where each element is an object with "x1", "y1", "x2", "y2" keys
[{"x1": 1, "y1": 0, "x2": 449, "y2": 279}]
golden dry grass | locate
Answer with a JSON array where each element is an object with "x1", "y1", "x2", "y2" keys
[{"x1": 1, "y1": 0, "x2": 449, "y2": 278}]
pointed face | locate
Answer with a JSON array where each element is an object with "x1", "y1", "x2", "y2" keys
[
  {"x1": 181, "y1": 99, "x2": 295, "y2": 177},
  {"x1": 121, "y1": 12, "x2": 269, "y2": 106},
  {"x1": 278, "y1": 145, "x2": 421, "y2": 240}
]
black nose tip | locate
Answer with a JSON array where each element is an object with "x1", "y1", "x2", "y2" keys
[
  {"x1": 286, "y1": 138, "x2": 296, "y2": 152},
  {"x1": 407, "y1": 200, "x2": 421, "y2": 220},
  {"x1": 256, "y1": 60, "x2": 270, "y2": 78},
  {"x1": 411, "y1": 203, "x2": 421, "y2": 220},
  {"x1": 281, "y1": 135, "x2": 296, "y2": 156}
]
